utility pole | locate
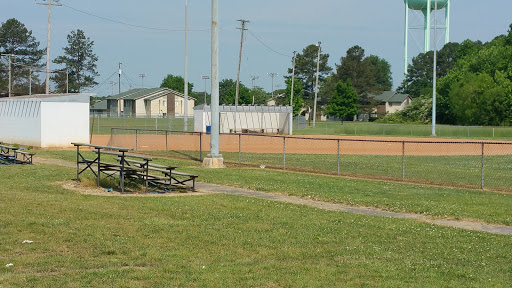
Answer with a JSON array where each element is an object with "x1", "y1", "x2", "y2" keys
[
  {"x1": 290, "y1": 51, "x2": 296, "y2": 106},
  {"x1": 8, "y1": 54, "x2": 12, "y2": 97},
  {"x1": 1, "y1": 54, "x2": 14, "y2": 96},
  {"x1": 38, "y1": 0, "x2": 61, "y2": 95},
  {"x1": 313, "y1": 41, "x2": 321, "y2": 128},
  {"x1": 202, "y1": 75, "x2": 210, "y2": 105},
  {"x1": 139, "y1": 73, "x2": 146, "y2": 88},
  {"x1": 66, "y1": 68, "x2": 68, "y2": 93},
  {"x1": 118, "y1": 63, "x2": 122, "y2": 95},
  {"x1": 268, "y1": 73, "x2": 277, "y2": 99},
  {"x1": 251, "y1": 75, "x2": 259, "y2": 105},
  {"x1": 184, "y1": 0, "x2": 189, "y2": 131},
  {"x1": 235, "y1": 19, "x2": 249, "y2": 106},
  {"x1": 118, "y1": 62, "x2": 122, "y2": 116},
  {"x1": 110, "y1": 81, "x2": 115, "y2": 96},
  {"x1": 29, "y1": 66, "x2": 32, "y2": 95},
  {"x1": 432, "y1": 0, "x2": 438, "y2": 136}
]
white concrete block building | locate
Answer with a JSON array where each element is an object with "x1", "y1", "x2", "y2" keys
[{"x1": 0, "y1": 93, "x2": 91, "y2": 147}]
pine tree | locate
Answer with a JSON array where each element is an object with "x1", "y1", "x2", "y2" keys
[{"x1": 52, "y1": 29, "x2": 98, "y2": 93}]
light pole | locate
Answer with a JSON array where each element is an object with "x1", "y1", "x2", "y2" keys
[
  {"x1": 313, "y1": 41, "x2": 321, "y2": 128},
  {"x1": 139, "y1": 73, "x2": 146, "y2": 88},
  {"x1": 202, "y1": 75, "x2": 210, "y2": 105},
  {"x1": 251, "y1": 75, "x2": 259, "y2": 105},
  {"x1": 184, "y1": 0, "x2": 189, "y2": 131},
  {"x1": 268, "y1": 73, "x2": 277, "y2": 99},
  {"x1": 432, "y1": 0, "x2": 438, "y2": 136}
]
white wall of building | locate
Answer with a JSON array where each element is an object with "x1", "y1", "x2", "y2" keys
[
  {"x1": 40, "y1": 102, "x2": 89, "y2": 147},
  {"x1": 0, "y1": 94, "x2": 91, "y2": 147}
]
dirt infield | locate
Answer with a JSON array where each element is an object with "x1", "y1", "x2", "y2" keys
[{"x1": 92, "y1": 134, "x2": 512, "y2": 156}]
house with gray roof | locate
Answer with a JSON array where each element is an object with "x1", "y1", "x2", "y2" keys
[
  {"x1": 105, "y1": 88, "x2": 195, "y2": 117},
  {"x1": 369, "y1": 91, "x2": 412, "y2": 116}
]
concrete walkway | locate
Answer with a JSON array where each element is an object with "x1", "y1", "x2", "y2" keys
[
  {"x1": 196, "y1": 183, "x2": 512, "y2": 235},
  {"x1": 36, "y1": 157, "x2": 512, "y2": 235}
]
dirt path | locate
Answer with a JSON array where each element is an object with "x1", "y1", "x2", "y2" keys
[{"x1": 35, "y1": 157, "x2": 512, "y2": 235}]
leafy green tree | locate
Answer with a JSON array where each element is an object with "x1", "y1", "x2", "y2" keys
[
  {"x1": 335, "y1": 45, "x2": 392, "y2": 95},
  {"x1": 449, "y1": 73, "x2": 510, "y2": 126},
  {"x1": 52, "y1": 29, "x2": 98, "y2": 93},
  {"x1": 398, "y1": 42, "x2": 460, "y2": 98},
  {"x1": 284, "y1": 78, "x2": 304, "y2": 116},
  {"x1": 160, "y1": 74, "x2": 193, "y2": 95},
  {"x1": 325, "y1": 80, "x2": 359, "y2": 123},
  {"x1": 219, "y1": 79, "x2": 250, "y2": 105},
  {"x1": 287, "y1": 44, "x2": 332, "y2": 103},
  {"x1": 0, "y1": 18, "x2": 44, "y2": 94},
  {"x1": 250, "y1": 86, "x2": 269, "y2": 105}
]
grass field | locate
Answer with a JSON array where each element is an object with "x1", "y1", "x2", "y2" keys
[
  {"x1": 294, "y1": 121, "x2": 512, "y2": 140},
  {"x1": 112, "y1": 149, "x2": 512, "y2": 192},
  {"x1": 1, "y1": 159, "x2": 512, "y2": 287}
]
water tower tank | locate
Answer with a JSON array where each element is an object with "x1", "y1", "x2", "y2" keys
[{"x1": 405, "y1": 0, "x2": 449, "y2": 11}]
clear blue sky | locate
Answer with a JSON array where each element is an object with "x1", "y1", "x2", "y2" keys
[{"x1": 3, "y1": 0, "x2": 512, "y2": 97}]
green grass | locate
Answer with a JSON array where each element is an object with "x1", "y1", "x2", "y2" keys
[
  {"x1": 1, "y1": 163, "x2": 512, "y2": 287},
  {"x1": 90, "y1": 116, "x2": 193, "y2": 135},
  {"x1": 294, "y1": 121, "x2": 512, "y2": 140},
  {"x1": 100, "y1": 148, "x2": 512, "y2": 191},
  {"x1": 34, "y1": 150, "x2": 512, "y2": 225}
]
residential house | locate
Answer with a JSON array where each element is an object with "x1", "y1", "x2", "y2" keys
[{"x1": 105, "y1": 88, "x2": 195, "y2": 117}]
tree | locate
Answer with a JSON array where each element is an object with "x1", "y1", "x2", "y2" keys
[
  {"x1": 52, "y1": 29, "x2": 98, "y2": 93},
  {"x1": 325, "y1": 80, "x2": 359, "y2": 123},
  {"x1": 335, "y1": 45, "x2": 392, "y2": 95},
  {"x1": 250, "y1": 87, "x2": 269, "y2": 105},
  {"x1": 160, "y1": 74, "x2": 193, "y2": 95},
  {"x1": 219, "y1": 79, "x2": 250, "y2": 105},
  {"x1": 0, "y1": 18, "x2": 44, "y2": 95},
  {"x1": 449, "y1": 73, "x2": 511, "y2": 126},
  {"x1": 398, "y1": 42, "x2": 460, "y2": 98},
  {"x1": 287, "y1": 44, "x2": 332, "y2": 103},
  {"x1": 284, "y1": 78, "x2": 304, "y2": 116}
]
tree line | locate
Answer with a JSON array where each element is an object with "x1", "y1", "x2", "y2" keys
[{"x1": 0, "y1": 18, "x2": 98, "y2": 95}]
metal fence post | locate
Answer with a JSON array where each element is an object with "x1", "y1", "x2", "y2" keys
[
  {"x1": 283, "y1": 136, "x2": 286, "y2": 170},
  {"x1": 199, "y1": 132, "x2": 202, "y2": 161},
  {"x1": 481, "y1": 143, "x2": 485, "y2": 189},
  {"x1": 135, "y1": 129, "x2": 138, "y2": 152},
  {"x1": 238, "y1": 134, "x2": 241, "y2": 164},
  {"x1": 165, "y1": 130, "x2": 168, "y2": 155},
  {"x1": 337, "y1": 139, "x2": 340, "y2": 175},
  {"x1": 402, "y1": 141, "x2": 405, "y2": 180},
  {"x1": 110, "y1": 128, "x2": 114, "y2": 146}
]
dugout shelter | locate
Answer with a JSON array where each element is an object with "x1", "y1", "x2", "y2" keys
[{"x1": 194, "y1": 105, "x2": 293, "y2": 135}]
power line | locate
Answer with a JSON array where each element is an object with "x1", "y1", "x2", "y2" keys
[
  {"x1": 61, "y1": 4, "x2": 209, "y2": 32},
  {"x1": 248, "y1": 30, "x2": 291, "y2": 58}
]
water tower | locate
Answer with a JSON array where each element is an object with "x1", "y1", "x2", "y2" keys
[{"x1": 404, "y1": 0, "x2": 450, "y2": 74}]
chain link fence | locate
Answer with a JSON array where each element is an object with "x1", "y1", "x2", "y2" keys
[
  {"x1": 296, "y1": 121, "x2": 512, "y2": 139},
  {"x1": 110, "y1": 128, "x2": 512, "y2": 192}
]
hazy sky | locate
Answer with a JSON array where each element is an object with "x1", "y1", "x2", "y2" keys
[{"x1": 3, "y1": 0, "x2": 512, "y2": 97}]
